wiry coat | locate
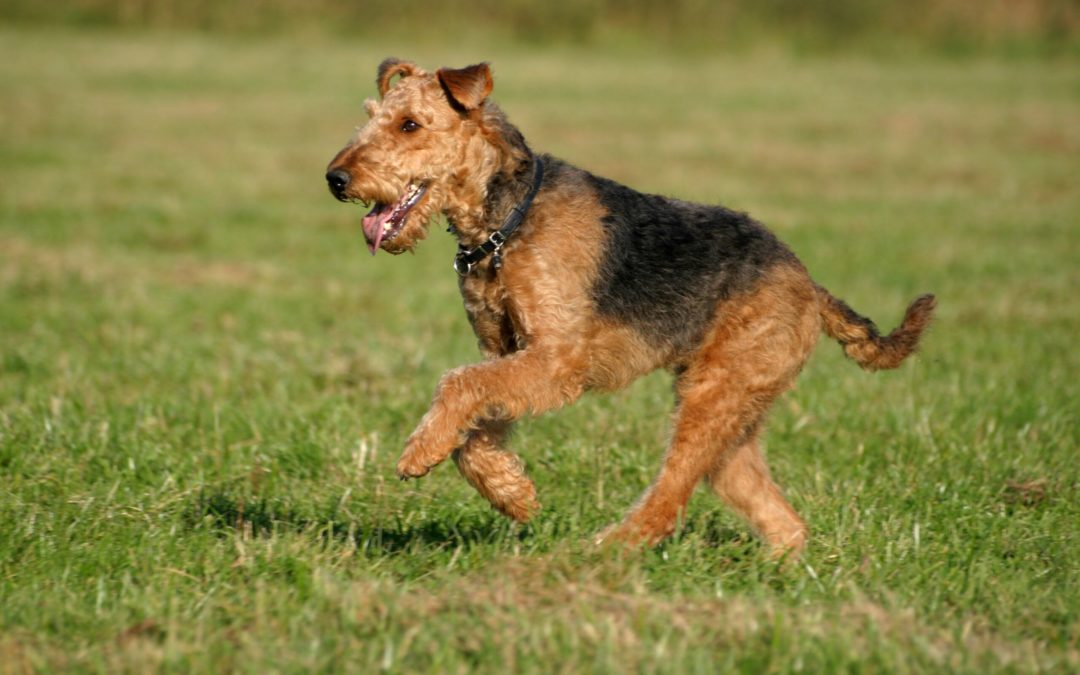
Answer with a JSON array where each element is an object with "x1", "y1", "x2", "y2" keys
[{"x1": 325, "y1": 60, "x2": 935, "y2": 554}]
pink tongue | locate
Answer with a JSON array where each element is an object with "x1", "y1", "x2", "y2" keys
[{"x1": 362, "y1": 203, "x2": 392, "y2": 255}]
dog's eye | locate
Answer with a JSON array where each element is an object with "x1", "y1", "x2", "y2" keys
[{"x1": 400, "y1": 119, "x2": 421, "y2": 133}]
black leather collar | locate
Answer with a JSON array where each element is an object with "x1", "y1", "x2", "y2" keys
[{"x1": 453, "y1": 158, "x2": 545, "y2": 276}]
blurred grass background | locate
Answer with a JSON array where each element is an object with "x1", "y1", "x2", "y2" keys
[
  {"x1": 2, "y1": 0, "x2": 1078, "y2": 55},
  {"x1": 1, "y1": 1, "x2": 1078, "y2": 672}
]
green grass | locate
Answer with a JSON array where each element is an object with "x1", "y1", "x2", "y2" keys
[
  {"x1": 3, "y1": 0, "x2": 1077, "y2": 56},
  {"x1": 1, "y1": 25, "x2": 1078, "y2": 672}
]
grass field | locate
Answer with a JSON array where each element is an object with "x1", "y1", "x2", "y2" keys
[{"x1": 1, "y1": 25, "x2": 1078, "y2": 672}]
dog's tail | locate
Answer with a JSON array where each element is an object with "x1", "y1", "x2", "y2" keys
[{"x1": 816, "y1": 285, "x2": 936, "y2": 371}]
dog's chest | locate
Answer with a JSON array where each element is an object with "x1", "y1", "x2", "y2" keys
[{"x1": 459, "y1": 273, "x2": 526, "y2": 355}]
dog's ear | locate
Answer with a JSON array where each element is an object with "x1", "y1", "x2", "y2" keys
[
  {"x1": 377, "y1": 58, "x2": 422, "y2": 98},
  {"x1": 436, "y1": 63, "x2": 493, "y2": 111}
]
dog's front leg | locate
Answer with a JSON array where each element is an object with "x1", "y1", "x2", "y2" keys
[
  {"x1": 452, "y1": 419, "x2": 539, "y2": 522},
  {"x1": 396, "y1": 348, "x2": 582, "y2": 479}
]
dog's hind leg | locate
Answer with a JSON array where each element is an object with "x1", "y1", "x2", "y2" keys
[
  {"x1": 597, "y1": 369, "x2": 773, "y2": 548},
  {"x1": 452, "y1": 419, "x2": 539, "y2": 522},
  {"x1": 599, "y1": 267, "x2": 819, "y2": 550},
  {"x1": 704, "y1": 430, "x2": 806, "y2": 557}
]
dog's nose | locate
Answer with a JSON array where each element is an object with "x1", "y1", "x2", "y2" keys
[{"x1": 326, "y1": 169, "x2": 351, "y2": 194}]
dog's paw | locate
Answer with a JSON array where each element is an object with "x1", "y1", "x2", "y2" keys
[
  {"x1": 593, "y1": 523, "x2": 647, "y2": 548},
  {"x1": 494, "y1": 490, "x2": 540, "y2": 524},
  {"x1": 395, "y1": 454, "x2": 432, "y2": 480},
  {"x1": 593, "y1": 520, "x2": 668, "y2": 549},
  {"x1": 397, "y1": 428, "x2": 459, "y2": 480},
  {"x1": 593, "y1": 524, "x2": 619, "y2": 547}
]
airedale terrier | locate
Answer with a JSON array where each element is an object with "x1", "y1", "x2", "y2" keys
[{"x1": 325, "y1": 59, "x2": 935, "y2": 556}]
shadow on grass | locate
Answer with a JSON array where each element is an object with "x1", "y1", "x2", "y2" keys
[
  {"x1": 181, "y1": 486, "x2": 775, "y2": 568},
  {"x1": 183, "y1": 487, "x2": 529, "y2": 554}
]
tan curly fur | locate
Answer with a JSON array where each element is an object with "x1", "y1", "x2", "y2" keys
[{"x1": 325, "y1": 60, "x2": 935, "y2": 557}]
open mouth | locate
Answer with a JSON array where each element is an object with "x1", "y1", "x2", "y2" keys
[{"x1": 361, "y1": 182, "x2": 428, "y2": 255}]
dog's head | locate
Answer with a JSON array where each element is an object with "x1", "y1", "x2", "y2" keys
[{"x1": 325, "y1": 59, "x2": 520, "y2": 255}]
